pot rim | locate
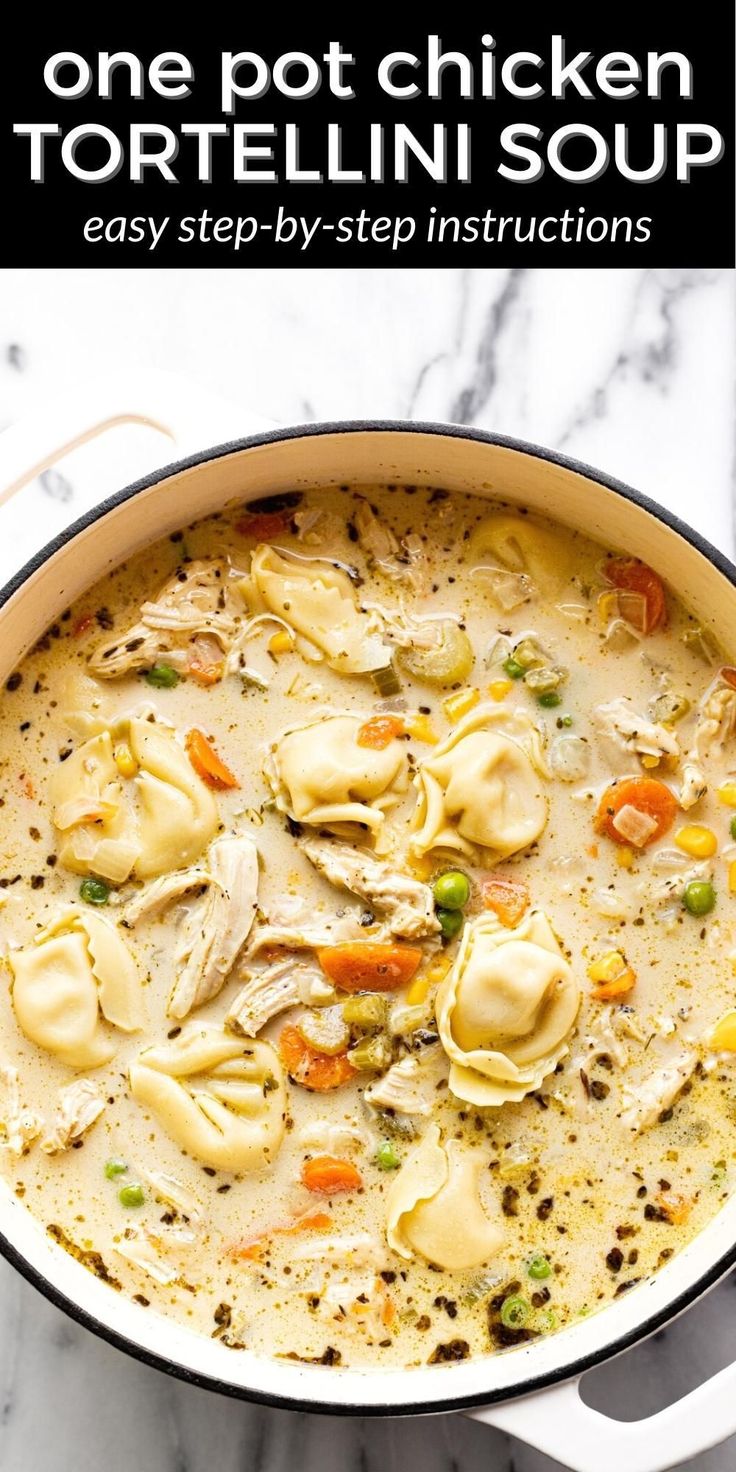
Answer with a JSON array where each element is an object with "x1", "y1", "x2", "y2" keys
[{"x1": 1, "y1": 416, "x2": 735, "y2": 1417}]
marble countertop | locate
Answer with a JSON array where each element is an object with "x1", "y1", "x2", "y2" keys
[{"x1": 0, "y1": 265, "x2": 734, "y2": 1472}]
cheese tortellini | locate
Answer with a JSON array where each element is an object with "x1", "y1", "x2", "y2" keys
[
  {"x1": 51, "y1": 717, "x2": 219, "y2": 882},
  {"x1": 411, "y1": 704, "x2": 548, "y2": 860},
  {"x1": 9, "y1": 908, "x2": 143, "y2": 1069},
  {"x1": 266, "y1": 714, "x2": 409, "y2": 832},
  {"x1": 386, "y1": 1124, "x2": 504, "y2": 1270},
  {"x1": 436, "y1": 910, "x2": 580, "y2": 1106},
  {"x1": 245, "y1": 544, "x2": 390, "y2": 674},
  {"x1": 129, "y1": 1026, "x2": 287, "y2": 1172}
]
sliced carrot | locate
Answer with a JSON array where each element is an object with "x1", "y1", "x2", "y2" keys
[
  {"x1": 317, "y1": 942, "x2": 422, "y2": 993},
  {"x1": 655, "y1": 1191, "x2": 693, "y2": 1226},
  {"x1": 279, "y1": 1024, "x2": 355, "y2": 1092},
  {"x1": 301, "y1": 1155, "x2": 363, "y2": 1195},
  {"x1": 605, "y1": 559, "x2": 667, "y2": 633},
  {"x1": 356, "y1": 715, "x2": 404, "y2": 750},
  {"x1": 231, "y1": 1211, "x2": 332, "y2": 1260},
  {"x1": 73, "y1": 613, "x2": 94, "y2": 638},
  {"x1": 185, "y1": 728, "x2": 239, "y2": 789},
  {"x1": 595, "y1": 777, "x2": 676, "y2": 847},
  {"x1": 481, "y1": 875, "x2": 530, "y2": 928},
  {"x1": 721, "y1": 667, "x2": 736, "y2": 691},
  {"x1": 236, "y1": 512, "x2": 288, "y2": 541}
]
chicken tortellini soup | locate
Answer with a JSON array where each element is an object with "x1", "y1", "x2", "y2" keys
[{"x1": 3, "y1": 483, "x2": 736, "y2": 1369}]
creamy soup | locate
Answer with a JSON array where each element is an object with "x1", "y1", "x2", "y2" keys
[{"x1": 1, "y1": 482, "x2": 736, "y2": 1372}]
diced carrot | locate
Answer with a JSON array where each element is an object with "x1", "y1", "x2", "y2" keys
[
  {"x1": 73, "y1": 613, "x2": 94, "y2": 637},
  {"x1": 721, "y1": 667, "x2": 736, "y2": 691},
  {"x1": 187, "y1": 658, "x2": 223, "y2": 686},
  {"x1": 279, "y1": 1024, "x2": 356, "y2": 1092},
  {"x1": 655, "y1": 1191, "x2": 693, "y2": 1226},
  {"x1": 317, "y1": 942, "x2": 422, "y2": 992},
  {"x1": 605, "y1": 559, "x2": 667, "y2": 633},
  {"x1": 301, "y1": 1156, "x2": 363, "y2": 1195},
  {"x1": 481, "y1": 875, "x2": 530, "y2": 928},
  {"x1": 185, "y1": 728, "x2": 239, "y2": 789},
  {"x1": 356, "y1": 715, "x2": 404, "y2": 750},
  {"x1": 236, "y1": 512, "x2": 288, "y2": 541},
  {"x1": 230, "y1": 1211, "x2": 332, "y2": 1260},
  {"x1": 595, "y1": 777, "x2": 677, "y2": 847},
  {"x1": 382, "y1": 1296, "x2": 397, "y2": 1327}
]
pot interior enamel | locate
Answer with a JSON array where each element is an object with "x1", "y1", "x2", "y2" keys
[{"x1": 1, "y1": 424, "x2": 735, "y2": 1414}]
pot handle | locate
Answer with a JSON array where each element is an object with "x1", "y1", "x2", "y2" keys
[
  {"x1": 468, "y1": 1363, "x2": 736, "y2": 1472},
  {"x1": 0, "y1": 367, "x2": 276, "y2": 506}
]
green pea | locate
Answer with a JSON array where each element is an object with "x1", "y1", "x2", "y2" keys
[
  {"x1": 683, "y1": 880, "x2": 716, "y2": 916},
  {"x1": 527, "y1": 1254, "x2": 551, "y2": 1281},
  {"x1": 538, "y1": 691, "x2": 562, "y2": 708},
  {"x1": 375, "y1": 1141, "x2": 401, "y2": 1171},
  {"x1": 433, "y1": 871, "x2": 470, "y2": 911},
  {"x1": 104, "y1": 1158, "x2": 127, "y2": 1179},
  {"x1": 437, "y1": 907, "x2": 464, "y2": 940},
  {"x1": 79, "y1": 877, "x2": 110, "y2": 906},
  {"x1": 730, "y1": 816, "x2": 736, "y2": 841},
  {"x1": 500, "y1": 1294, "x2": 530, "y2": 1330},
  {"x1": 144, "y1": 662, "x2": 180, "y2": 689},
  {"x1": 503, "y1": 656, "x2": 525, "y2": 680},
  {"x1": 118, "y1": 1183, "x2": 145, "y2": 1209}
]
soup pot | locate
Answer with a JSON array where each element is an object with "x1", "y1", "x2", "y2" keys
[{"x1": 1, "y1": 377, "x2": 735, "y2": 1472}]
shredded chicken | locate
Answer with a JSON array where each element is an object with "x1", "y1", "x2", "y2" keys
[
  {"x1": 296, "y1": 1116, "x2": 371, "y2": 1157},
  {"x1": 620, "y1": 1050, "x2": 698, "y2": 1133},
  {"x1": 300, "y1": 837, "x2": 440, "y2": 938},
  {"x1": 0, "y1": 1063, "x2": 41, "y2": 1156},
  {"x1": 226, "y1": 957, "x2": 325, "y2": 1036},
  {"x1": 594, "y1": 697, "x2": 680, "y2": 764},
  {"x1": 41, "y1": 1079, "x2": 105, "y2": 1155},
  {"x1": 168, "y1": 837, "x2": 259, "y2": 1019},
  {"x1": 354, "y1": 501, "x2": 428, "y2": 594},
  {"x1": 139, "y1": 1168, "x2": 202, "y2": 1224},
  {"x1": 680, "y1": 683, "x2": 736, "y2": 808},
  {"x1": 364, "y1": 1047, "x2": 446, "y2": 1116},
  {"x1": 88, "y1": 561, "x2": 240, "y2": 679},
  {"x1": 245, "y1": 913, "x2": 387, "y2": 957},
  {"x1": 114, "y1": 1222, "x2": 196, "y2": 1285},
  {"x1": 126, "y1": 836, "x2": 259, "y2": 1018}
]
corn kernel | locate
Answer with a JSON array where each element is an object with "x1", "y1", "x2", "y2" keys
[
  {"x1": 113, "y1": 742, "x2": 137, "y2": 779},
  {"x1": 616, "y1": 845, "x2": 635, "y2": 869},
  {"x1": 729, "y1": 860, "x2": 736, "y2": 895},
  {"x1": 675, "y1": 824, "x2": 718, "y2": 859},
  {"x1": 406, "y1": 974, "x2": 431, "y2": 1006},
  {"x1": 640, "y1": 753, "x2": 660, "y2": 770},
  {"x1": 268, "y1": 630, "x2": 295, "y2": 656},
  {"x1": 488, "y1": 679, "x2": 513, "y2": 702},
  {"x1": 711, "y1": 1010, "x2": 736, "y2": 1051},
  {"x1": 587, "y1": 950, "x2": 627, "y2": 984},
  {"x1": 404, "y1": 712, "x2": 438, "y2": 745},
  {"x1": 442, "y1": 687, "x2": 480, "y2": 723},
  {"x1": 718, "y1": 782, "x2": 736, "y2": 808}
]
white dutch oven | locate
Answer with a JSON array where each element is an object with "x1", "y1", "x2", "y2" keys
[{"x1": 1, "y1": 376, "x2": 735, "y2": 1472}]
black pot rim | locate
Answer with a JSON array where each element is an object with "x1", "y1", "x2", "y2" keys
[{"x1": 2, "y1": 416, "x2": 735, "y2": 1418}]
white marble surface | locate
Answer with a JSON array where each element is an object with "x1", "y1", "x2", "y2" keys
[{"x1": 0, "y1": 266, "x2": 734, "y2": 1472}]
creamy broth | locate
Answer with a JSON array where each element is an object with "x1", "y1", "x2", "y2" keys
[{"x1": 1, "y1": 482, "x2": 736, "y2": 1372}]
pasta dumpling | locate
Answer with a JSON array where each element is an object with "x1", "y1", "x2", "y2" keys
[
  {"x1": 9, "y1": 908, "x2": 143, "y2": 1069},
  {"x1": 245, "y1": 544, "x2": 390, "y2": 674},
  {"x1": 129, "y1": 1026, "x2": 287, "y2": 1172},
  {"x1": 411, "y1": 703, "x2": 548, "y2": 860},
  {"x1": 266, "y1": 715, "x2": 408, "y2": 832},
  {"x1": 436, "y1": 910, "x2": 580, "y2": 1106},
  {"x1": 51, "y1": 718, "x2": 218, "y2": 882},
  {"x1": 386, "y1": 1124, "x2": 504, "y2": 1269}
]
